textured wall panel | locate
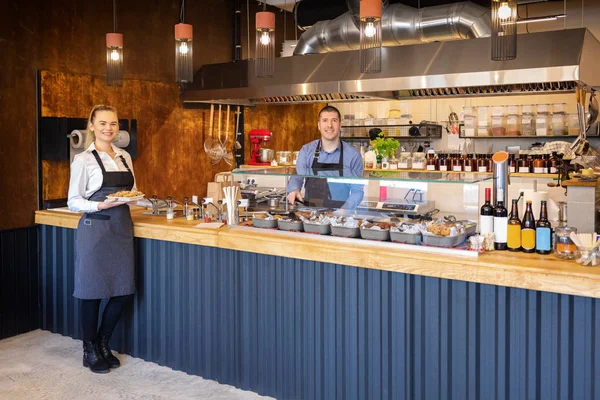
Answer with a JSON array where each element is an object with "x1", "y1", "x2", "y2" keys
[
  {"x1": 39, "y1": 224, "x2": 600, "y2": 400},
  {"x1": 0, "y1": 226, "x2": 39, "y2": 339}
]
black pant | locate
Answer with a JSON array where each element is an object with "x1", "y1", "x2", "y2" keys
[{"x1": 80, "y1": 294, "x2": 133, "y2": 341}]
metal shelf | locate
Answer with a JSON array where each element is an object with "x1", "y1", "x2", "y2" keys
[{"x1": 342, "y1": 123, "x2": 443, "y2": 140}]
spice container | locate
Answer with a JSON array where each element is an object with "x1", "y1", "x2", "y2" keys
[
  {"x1": 477, "y1": 106, "x2": 490, "y2": 136},
  {"x1": 398, "y1": 152, "x2": 412, "y2": 169},
  {"x1": 552, "y1": 103, "x2": 566, "y2": 114},
  {"x1": 277, "y1": 151, "x2": 292, "y2": 166},
  {"x1": 506, "y1": 114, "x2": 521, "y2": 136},
  {"x1": 521, "y1": 105, "x2": 535, "y2": 136},
  {"x1": 491, "y1": 106, "x2": 506, "y2": 137},
  {"x1": 426, "y1": 153, "x2": 438, "y2": 171},
  {"x1": 389, "y1": 157, "x2": 398, "y2": 170},
  {"x1": 551, "y1": 112, "x2": 567, "y2": 136},
  {"x1": 567, "y1": 113, "x2": 579, "y2": 136},
  {"x1": 535, "y1": 104, "x2": 551, "y2": 136},
  {"x1": 438, "y1": 153, "x2": 450, "y2": 171},
  {"x1": 412, "y1": 152, "x2": 426, "y2": 170},
  {"x1": 463, "y1": 106, "x2": 477, "y2": 137},
  {"x1": 554, "y1": 226, "x2": 577, "y2": 259}
]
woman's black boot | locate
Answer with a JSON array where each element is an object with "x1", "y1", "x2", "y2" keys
[
  {"x1": 97, "y1": 335, "x2": 121, "y2": 368},
  {"x1": 83, "y1": 340, "x2": 110, "y2": 373}
]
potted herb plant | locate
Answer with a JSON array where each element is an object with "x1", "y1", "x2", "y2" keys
[{"x1": 370, "y1": 132, "x2": 400, "y2": 169}]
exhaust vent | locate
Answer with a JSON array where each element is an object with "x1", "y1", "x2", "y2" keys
[
  {"x1": 401, "y1": 81, "x2": 578, "y2": 98},
  {"x1": 257, "y1": 93, "x2": 376, "y2": 104}
]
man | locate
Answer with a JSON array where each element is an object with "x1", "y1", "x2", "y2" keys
[{"x1": 287, "y1": 105, "x2": 364, "y2": 209}]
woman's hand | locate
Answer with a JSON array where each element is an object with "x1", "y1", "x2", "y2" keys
[{"x1": 97, "y1": 200, "x2": 128, "y2": 210}]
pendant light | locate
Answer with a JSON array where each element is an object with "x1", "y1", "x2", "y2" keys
[
  {"x1": 359, "y1": 0, "x2": 382, "y2": 74},
  {"x1": 175, "y1": 0, "x2": 193, "y2": 83},
  {"x1": 491, "y1": 0, "x2": 517, "y2": 61},
  {"x1": 255, "y1": 3, "x2": 275, "y2": 78},
  {"x1": 106, "y1": 0, "x2": 123, "y2": 86}
]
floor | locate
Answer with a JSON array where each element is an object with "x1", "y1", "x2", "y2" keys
[{"x1": 0, "y1": 330, "x2": 274, "y2": 400}]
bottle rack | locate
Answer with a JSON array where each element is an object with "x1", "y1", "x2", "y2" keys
[{"x1": 341, "y1": 124, "x2": 443, "y2": 141}]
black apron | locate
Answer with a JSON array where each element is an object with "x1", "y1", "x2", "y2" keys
[
  {"x1": 304, "y1": 140, "x2": 346, "y2": 208},
  {"x1": 73, "y1": 150, "x2": 136, "y2": 300}
]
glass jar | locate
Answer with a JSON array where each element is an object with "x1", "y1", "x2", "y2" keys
[
  {"x1": 491, "y1": 115, "x2": 506, "y2": 136},
  {"x1": 533, "y1": 155, "x2": 546, "y2": 174},
  {"x1": 464, "y1": 115, "x2": 477, "y2": 137},
  {"x1": 535, "y1": 104, "x2": 551, "y2": 136},
  {"x1": 389, "y1": 157, "x2": 398, "y2": 170},
  {"x1": 552, "y1": 103, "x2": 566, "y2": 114},
  {"x1": 521, "y1": 105, "x2": 535, "y2": 136},
  {"x1": 506, "y1": 114, "x2": 521, "y2": 136},
  {"x1": 277, "y1": 151, "x2": 292, "y2": 166},
  {"x1": 518, "y1": 154, "x2": 531, "y2": 173},
  {"x1": 576, "y1": 246, "x2": 599, "y2": 266},
  {"x1": 554, "y1": 226, "x2": 578, "y2": 259},
  {"x1": 567, "y1": 113, "x2": 579, "y2": 136},
  {"x1": 426, "y1": 153, "x2": 438, "y2": 171},
  {"x1": 398, "y1": 152, "x2": 412, "y2": 169},
  {"x1": 508, "y1": 154, "x2": 517, "y2": 173},
  {"x1": 438, "y1": 153, "x2": 450, "y2": 171},
  {"x1": 451, "y1": 154, "x2": 463, "y2": 172},
  {"x1": 477, "y1": 154, "x2": 489, "y2": 173},
  {"x1": 552, "y1": 113, "x2": 567, "y2": 136},
  {"x1": 477, "y1": 106, "x2": 489, "y2": 126},
  {"x1": 412, "y1": 152, "x2": 426, "y2": 170},
  {"x1": 477, "y1": 126, "x2": 490, "y2": 137},
  {"x1": 463, "y1": 154, "x2": 475, "y2": 172},
  {"x1": 548, "y1": 152, "x2": 560, "y2": 174}
]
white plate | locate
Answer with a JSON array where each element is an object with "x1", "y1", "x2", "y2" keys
[{"x1": 106, "y1": 195, "x2": 145, "y2": 203}]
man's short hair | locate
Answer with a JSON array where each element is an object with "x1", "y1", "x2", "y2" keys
[{"x1": 318, "y1": 105, "x2": 341, "y2": 121}]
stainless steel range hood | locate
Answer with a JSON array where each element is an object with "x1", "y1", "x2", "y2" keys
[{"x1": 182, "y1": 28, "x2": 600, "y2": 106}]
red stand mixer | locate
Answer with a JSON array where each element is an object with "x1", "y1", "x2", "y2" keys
[{"x1": 249, "y1": 129, "x2": 274, "y2": 165}]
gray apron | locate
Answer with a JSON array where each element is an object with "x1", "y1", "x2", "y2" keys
[{"x1": 73, "y1": 150, "x2": 136, "y2": 299}]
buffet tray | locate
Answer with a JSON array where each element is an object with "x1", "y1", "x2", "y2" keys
[
  {"x1": 331, "y1": 226, "x2": 361, "y2": 238},
  {"x1": 278, "y1": 220, "x2": 304, "y2": 232},
  {"x1": 390, "y1": 231, "x2": 422, "y2": 245},
  {"x1": 253, "y1": 218, "x2": 279, "y2": 229},
  {"x1": 421, "y1": 233, "x2": 466, "y2": 247},
  {"x1": 360, "y1": 228, "x2": 391, "y2": 241},
  {"x1": 303, "y1": 222, "x2": 331, "y2": 235}
]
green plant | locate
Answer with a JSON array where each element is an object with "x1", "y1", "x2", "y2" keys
[{"x1": 370, "y1": 132, "x2": 399, "y2": 159}]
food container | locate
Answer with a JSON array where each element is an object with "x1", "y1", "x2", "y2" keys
[
  {"x1": 507, "y1": 105, "x2": 521, "y2": 115},
  {"x1": 506, "y1": 114, "x2": 521, "y2": 136},
  {"x1": 552, "y1": 113, "x2": 567, "y2": 136},
  {"x1": 422, "y1": 233, "x2": 466, "y2": 247},
  {"x1": 390, "y1": 231, "x2": 422, "y2": 244},
  {"x1": 521, "y1": 112, "x2": 535, "y2": 136},
  {"x1": 303, "y1": 222, "x2": 331, "y2": 235},
  {"x1": 277, "y1": 151, "x2": 293, "y2": 166},
  {"x1": 253, "y1": 218, "x2": 279, "y2": 229},
  {"x1": 477, "y1": 126, "x2": 490, "y2": 137},
  {"x1": 331, "y1": 226, "x2": 361, "y2": 238},
  {"x1": 575, "y1": 246, "x2": 599, "y2": 267},
  {"x1": 292, "y1": 151, "x2": 300, "y2": 165},
  {"x1": 398, "y1": 152, "x2": 412, "y2": 169},
  {"x1": 277, "y1": 220, "x2": 304, "y2": 232},
  {"x1": 554, "y1": 226, "x2": 577, "y2": 259},
  {"x1": 412, "y1": 152, "x2": 426, "y2": 170},
  {"x1": 491, "y1": 115, "x2": 506, "y2": 136},
  {"x1": 552, "y1": 103, "x2": 566, "y2": 114},
  {"x1": 477, "y1": 106, "x2": 489, "y2": 126},
  {"x1": 567, "y1": 113, "x2": 580, "y2": 136},
  {"x1": 360, "y1": 228, "x2": 391, "y2": 241},
  {"x1": 535, "y1": 114, "x2": 550, "y2": 136},
  {"x1": 464, "y1": 115, "x2": 477, "y2": 137}
]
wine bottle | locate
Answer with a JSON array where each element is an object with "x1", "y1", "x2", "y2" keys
[
  {"x1": 493, "y1": 200, "x2": 508, "y2": 250},
  {"x1": 480, "y1": 188, "x2": 494, "y2": 235},
  {"x1": 507, "y1": 199, "x2": 521, "y2": 252},
  {"x1": 536, "y1": 200, "x2": 552, "y2": 254},
  {"x1": 521, "y1": 200, "x2": 536, "y2": 253}
]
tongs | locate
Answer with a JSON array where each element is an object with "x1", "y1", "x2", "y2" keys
[{"x1": 571, "y1": 87, "x2": 590, "y2": 156}]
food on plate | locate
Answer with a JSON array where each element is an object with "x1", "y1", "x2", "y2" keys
[{"x1": 107, "y1": 190, "x2": 144, "y2": 198}]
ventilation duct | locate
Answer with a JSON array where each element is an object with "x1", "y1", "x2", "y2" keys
[{"x1": 294, "y1": 1, "x2": 491, "y2": 55}]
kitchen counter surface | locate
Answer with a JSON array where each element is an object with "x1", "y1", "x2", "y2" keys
[{"x1": 35, "y1": 208, "x2": 600, "y2": 299}]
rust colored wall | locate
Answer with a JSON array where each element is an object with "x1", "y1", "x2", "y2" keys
[
  {"x1": 0, "y1": 0, "x2": 299, "y2": 230},
  {"x1": 244, "y1": 103, "x2": 324, "y2": 162}
]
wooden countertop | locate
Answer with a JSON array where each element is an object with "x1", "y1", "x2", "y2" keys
[{"x1": 36, "y1": 208, "x2": 600, "y2": 299}]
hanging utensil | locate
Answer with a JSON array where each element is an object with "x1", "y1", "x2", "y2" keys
[
  {"x1": 204, "y1": 104, "x2": 214, "y2": 154},
  {"x1": 210, "y1": 105, "x2": 224, "y2": 162},
  {"x1": 234, "y1": 106, "x2": 242, "y2": 150},
  {"x1": 586, "y1": 90, "x2": 599, "y2": 132},
  {"x1": 572, "y1": 87, "x2": 591, "y2": 156},
  {"x1": 223, "y1": 105, "x2": 234, "y2": 165}
]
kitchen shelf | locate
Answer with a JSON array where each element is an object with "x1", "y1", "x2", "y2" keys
[
  {"x1": 342, "y1": 123, "x2": 443, "y2": 140},
  {"x1": 365, "y1": 169, "x2": 558, "y2": 179},
  {"x1": 458, "y1": 134, "x2": 584, "y2": 139}
]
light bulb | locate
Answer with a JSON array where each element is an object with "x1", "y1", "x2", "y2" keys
[
  {"x1": 110, "y1": 49, "x2": 120, "y2": 61},
  {"x1": 498, "y1": 2, "x2": 512, "y2": 20},
  {"x1": 259, "y1": 31, "x2": 271, "y2": 46},
  {"x1": 364, "y1": 22, "x2": 377, "y2": 38},
  {"x1": 179, "y1": 41, "x2": 189, "y2": 55}
]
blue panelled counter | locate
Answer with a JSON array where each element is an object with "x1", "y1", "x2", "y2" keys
[{"x1": 35, "y1": 208, "x2": 600, "y2": 400}]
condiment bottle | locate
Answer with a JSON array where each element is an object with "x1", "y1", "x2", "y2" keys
[
  {"x1": 426, "y1": 153, "x2": 437, "y2": 171},
  {"x1": 542, "y1": 154, "x2": 549, "y2": 173},
  {"x1": 507, "y1": 199, "x2": 521, "y2": 251},
  {"x1": 493, "y1": 200, "x2": 508, "y2": 250},
  {"x1": 464, "y1": 154, "x2": 475, "y2": 172},
  {"x1": 451, "y1": 153, "x2": 463, "y2": 172},
  {"x1": 508, "y1": 154, "x2": 517, "y2": 173},
  {"x1": 548, "y1": 152, "x2": 559, "y2": 174},
  {"x1": 480, "y1": 188, "x2": 494, "y2": 235},
  {"x1": 535, "y1": 200, "x2": 552, "y2": 254},
  {"x1": 438, "y1": 153, "x2": 449, "y2": 171},
  {"x1": 183, "y1": 197, "x2": 190, "y2": 218},
  {"x1": 518, "y1": 156, "x2": 530, "y2": 173},
  {"x1": 477, "y1": 154, "x2": 488, "y2": 173},
  {"x1": 553, "y1": 226, "x2": 577, "y2": 259},
  {"x1": 521, "y1": 200, "x2": 536, "y2": 253},
  {"x1": 533, "y1": 155, "x2": 545, "y2": 174}
]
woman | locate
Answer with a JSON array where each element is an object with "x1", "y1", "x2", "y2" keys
[{"x1": 67, "y1": 105, "x2": 137, "y2": 374}]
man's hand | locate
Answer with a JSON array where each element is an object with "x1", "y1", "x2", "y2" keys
[{"x1": 286, "y1": 190, "x2": 303, "y2": 205}]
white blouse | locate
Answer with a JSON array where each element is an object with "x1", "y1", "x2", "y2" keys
[{"x1": 67, "y1": 143, "x2": 137, "y2": 212}]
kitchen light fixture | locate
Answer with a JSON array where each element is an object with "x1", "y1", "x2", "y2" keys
[
  {"x1": 255, "y1": 4, "x2": 275, "y2": 78},
  {"x1": 106, "y1": 0, "x2": 123, "y2": 86},
  {"x1": 503, "y1": 14, "x2": 566, "y2": 26},
  {"x1": 175, "y1": 0, "x2": 193, "y2": 83},
  {"x1": 359, "y1": 0, "x2": 382, "y2": 74},
  {"x1": 491, "y1": 0, "x2": 517, "y2": 61}
]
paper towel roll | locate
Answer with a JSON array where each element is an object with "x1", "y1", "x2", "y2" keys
[
  {"x1": 113, "y1": 130, "x2": 130, "y2": 148},
  {"x1": 69, "y1": 129, "x2": 94, "y2": 149},
  {"x1": 522, "y1": 190, "x2": 548, "y2": 219}
]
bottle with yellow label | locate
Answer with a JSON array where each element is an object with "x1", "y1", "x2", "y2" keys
[
  {"x1": 521, "y1": 200, "x2": 536, "y2": 253},
  {"x1": 507, "y1": 199, "x2": 521, "y2": 251}
]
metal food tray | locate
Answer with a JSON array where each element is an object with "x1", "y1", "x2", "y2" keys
[
  {"x1": 303, "y1": 222, "x2": 331, "y2": 235},
  {"x1": 277, "y1": 220, "x2": 304, "y2": 232},
  {"x1": 421, "y1": 233, "x2": 466, "y2": 247},
  {"x1": 331, "y1": 226, "x2": 361, "y2": 238},
  {"x1": 390, "y1": 231, "x2": 422, "y2": 245},
  {"x1": 253, "y1": 218, "x2": 279, "y2": 229},
  {"x1": 360, "y1": 228, "x2": 391, "y2": 241}
]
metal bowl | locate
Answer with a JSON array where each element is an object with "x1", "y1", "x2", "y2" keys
[
  {"x1": 258, "y1": 148, "x2": 275, "y2": 163},
  {"x1": 303, "y1": 222, "x2": 331, "y2": 235}
]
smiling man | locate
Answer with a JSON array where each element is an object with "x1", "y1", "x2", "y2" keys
[{"x1": 286, "y1": 105, "x2": 364, "y2": 209}]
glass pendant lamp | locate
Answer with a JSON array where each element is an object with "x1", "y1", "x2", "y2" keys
[
  {"x1": 255, "y1": 10, "x2": 275, "y2": 78},
  {"x1": 359, "y1": 0, "x2": 382, "y2": 74},
  {"x1": 491, "y1": 0, "x2": 517, "y2": 61},
  {"x1": 106, "y1": 0, "x2": 123, "y2": 86},
  {"x1": 175, "y1": 0, "x2": 193, "y2": 83}
]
